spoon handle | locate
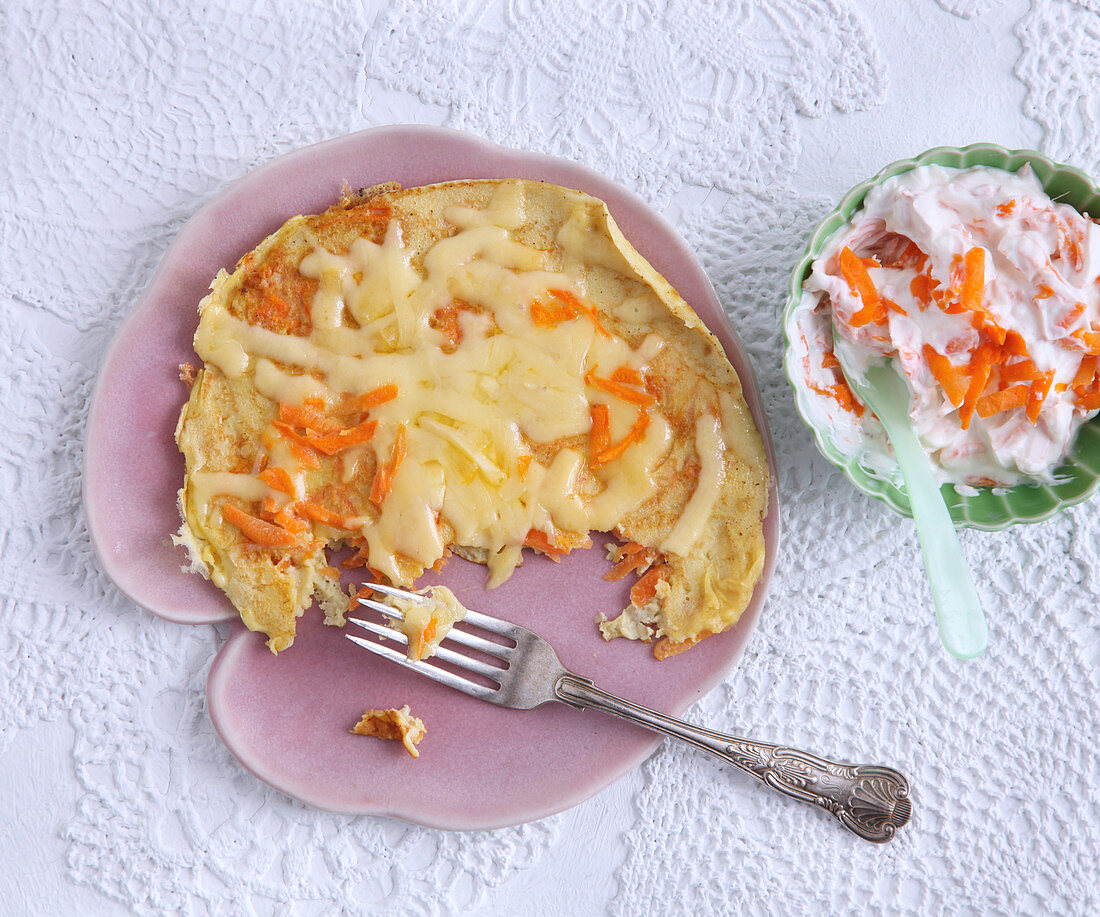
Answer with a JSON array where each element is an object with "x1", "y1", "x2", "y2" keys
[{"x1": 874, "y1": 394, "x2": 989, "y2": 658}]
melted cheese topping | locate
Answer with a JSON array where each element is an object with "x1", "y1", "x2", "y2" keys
[
  {"x1": 661, "y1": 413, "x2": 726, "y2": 556},
  {"x1": 192, "y1": 183, "x2": 684, "y2": 584}
]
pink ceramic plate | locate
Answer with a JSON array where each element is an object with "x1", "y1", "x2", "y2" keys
[{"x1": 83, "y1": 126, "x2": 780, "y2": 829}]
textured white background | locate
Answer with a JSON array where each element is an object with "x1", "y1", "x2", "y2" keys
[{"x1": 3, "y1": 0, "x2": 1100, "y2": 914}]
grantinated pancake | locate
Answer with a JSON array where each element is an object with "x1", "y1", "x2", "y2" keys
[{"x1": 174, "y1": 179, "x2": 769, "y2": 655}]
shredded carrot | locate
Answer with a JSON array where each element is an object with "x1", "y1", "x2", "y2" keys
[
  {"x1": 342, "y1": 550, "x2": 371, "y2": 570},
  {"x1": 585, "y1": 369, "x2": 657, "y2": 406},
  {"x1": 976, "y1": 385, "x2": 1030, "y2": 418},
  {"x1": 547, "y1": 287, "x2": 587, "y2": 311},
  {"x1": 839, "y1": 246, "x2": 882, "y2": 326},
  {"x1": 997, "y1": 200, "x2": 1016, "y2": 217},
  {"x1": 347, "y1": 583, "x2": 375, "y2": 612},
  {"x1": 257, "y1": 497, "x2": 307, "y2": 536},
  {"x1": 589, "y1": 403, "x2": 611, "y2": 461},
  {"x1": 1074, "y1": 329, "x2": 1100, "y2": 355},
  {"x1": 909, "y1": 272, "x2": 941, "y2": 307},
  {"x1": 279, "y1": 402, "x2": 339, "y2": 433},
  {"x1": 1059, "y1": 220, "x2": 1085, "y2": 271},
  {"x1": 222, "y1": 503, "x2": 298, "y2": 546},
  {"x1": 1073, "y1": 355, "x2": 1098, "y2": 387},
  {"x1": 631, "y1": 564, "x2": 669, "y2": 607},
  {"x1": 980, "y1": 318, "x2": 1007, "y2": 345},
  {"x1": 530, "y1": 299, "x2": 572, "y2": 328},
  {"x1": 1000, "y1": 359, "x2": 1039, "y2": 384},
  {"x1": 517, "y1": 455, "x2": 532, "y2": 480},
  {"x1": 429, "y1": 302, "x2": 471, "y2": 352},
  {"x1": 546, "y1": 288, "x2": 611, "y2": 337},
  {"x1": 298, "y1": 501, "x2": 358, "y2": 529},
  {"x1": 369, "y1": 468, "x2": 393, "y2": 506},
  {"x1": 303, "y1": 419, "x2": 379, "y2": 455},
  {"x1": 1002, "y1": 330, "x2": 1030, "y2": 357},
  {"x1": 959, "y1": 247, "x2": 986, "y2": 314},
  {"x1": 959, "y1": 343, "x2": 997, "y2": 430},
  {"x1": 389, "y1": 423, "x2": 409, "y2": 482},
  {"x1": 258, "y1": 466, "x2": 296, "y2": 497},
  {"x1": 923, "y1": 344, "x2": 969, "y2": 408},
  {"x1": 835, "y1": 383, "x2": 864, "y2": 417},
  {"x1": 807, "y1": 379, "x2": 865, "y2": 418},
  {"x1": 272, "y1": 505, "x2": 310, "y2": 536},
  {"x1": 610, "y1": 366, "x2": 645, "y2": 387},
  {"x1": 253, "y1": 291, "x2": 291, "y2": 326},
  {"x1": 1057, "y1": 303, "x2": 1086, "y2": 331},
  {"x1": 596, "y1": 411, "x2": 651, "y2": 466},
  {"x1": 1077, "y1": 391, "x2": 1100, "y2": 411},
  {"x1": 604, "y1": 547, "x2": 655, "y2": 581},
  {"x1": 340, "y1": 383, "x2": 399, "y2": 414},
  {"x1": 653, "y1": 631, "x2": 711, "y2": 659},
  {"x1": 1027, "y1": 371, "x2": 1054, "y2": 423},
  {"x1": 884, "y1": 298, "x2": 906, "y2": 316},
  {"x1": 370, "y1": 424, "x2": 408, "y2": 505},
  {"x1": 524, "y1": 528, "x2": 562, "y2": 562},
  {"x1": 272, "y1": 423, "x2": 321, "y2": 468},
  {"x1": 410, "y1": 618, "x2": 437, "y2": 661}
]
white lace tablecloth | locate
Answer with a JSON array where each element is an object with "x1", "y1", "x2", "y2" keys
[{"x1": 4, "y1": 1, "x2": 1099, "y2": 914}]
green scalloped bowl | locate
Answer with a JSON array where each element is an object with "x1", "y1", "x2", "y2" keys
[{"x1": 783, "y1": 143, "x2": 1100, "y2": 530}]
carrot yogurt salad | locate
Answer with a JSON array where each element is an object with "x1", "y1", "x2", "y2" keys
[{"x1": 793, "y1": 163, "x2": 1100, "y2": 486}]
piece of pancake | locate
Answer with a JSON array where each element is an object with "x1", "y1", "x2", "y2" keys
[
  {"x1": 351, "y1": 706, "x2": 426, "y2": 758},
  {"x1": 174, "y1": 179, "x2": 769, "y2": 655}
]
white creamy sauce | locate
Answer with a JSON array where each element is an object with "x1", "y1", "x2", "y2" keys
[{"x1": 795, "y1": 164, "x2": 1100, "y2": 485}]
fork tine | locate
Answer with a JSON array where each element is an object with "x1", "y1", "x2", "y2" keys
[
  {"x1": 365, "y1": 581, "x2": 517, "y2": 639},
  {"x1": 433, "y1": 625, "x2": 513, "y2": 659},
  {"x1": 348, "y1": 615, "x2": 403, "y2": 641},
  {"x1": 344, "y1": 633, "x2": 500, "y2": 701},
  {"x1": 356, "y1": 598, "x2": 514, "y2": 655},
  {"x1": 355, "y1": 598, "x2": 511, "y2": 659},
  {"x1": 459, "y1": 607, "x2": 523, "y2": 639},
  {"x1": 358, "y1": 597, "x2": 405, "y2": 619},
  {"x1": 347, "y1": 617, "x2": 509, "y2": 681},
  {"x1": 364, "y1": 582, "x2": 428, "y2": 603},
  {"x1": 429, "y1": 645, "x2": 508, "y2": 679}
]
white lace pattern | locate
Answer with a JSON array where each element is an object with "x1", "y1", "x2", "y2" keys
[{"x1": 4, "y1": 0, "x2": 1099, "y2": 913}]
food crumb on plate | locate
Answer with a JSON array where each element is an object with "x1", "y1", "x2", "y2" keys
[{"x1": 351, "y1": 705, "x2": 427, "y2": 758}]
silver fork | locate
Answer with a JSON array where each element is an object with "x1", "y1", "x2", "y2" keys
[{"x1": 347, "y1": 583, "x2": 912, "y2": 843}]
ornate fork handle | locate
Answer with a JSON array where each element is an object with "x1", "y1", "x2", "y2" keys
[{"x1": 556, "y1": 675, "x2": 911, "y2": 843}]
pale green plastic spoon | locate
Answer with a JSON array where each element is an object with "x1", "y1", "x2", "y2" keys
[{"x1": 831, "y1": 325, "x2": 989, "y2": 659}]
